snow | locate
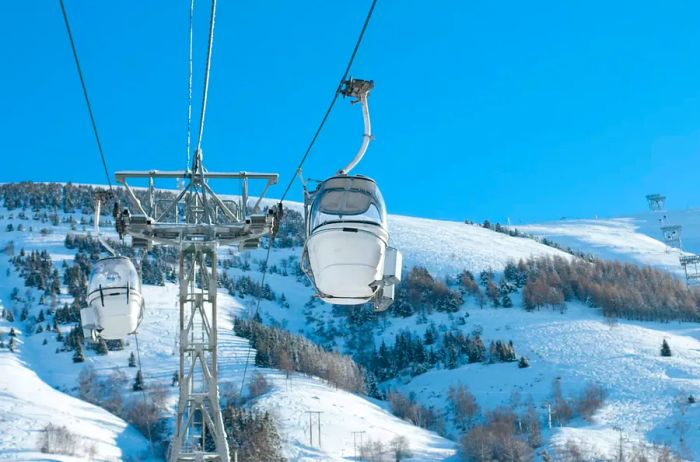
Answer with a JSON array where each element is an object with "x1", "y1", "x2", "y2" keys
[
  {"x1": 388, "y1": 215, "x2": 571, "y2": 277},
  {"x1": 0, "y1": 351, "x2": 150, "y2": 461},
  {"x1": 0, "y1": 212, "x2": 457, "y2": 461},
  {"x1": 387, "y1": 301, "x2": 700, "y2": 458},
  {"x1": 517, "y1": 207, "x2": 700, "y2": 276},
  {"x1": 5, "y1": 193, "x2": 700, "y2": 460}
]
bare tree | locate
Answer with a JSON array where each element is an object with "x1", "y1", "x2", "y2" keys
[
  {"x1": 448, "y1": 383, "x2": 480, "y2": 430},
  {"x1": 390, "y1": 436, "x2": 412, "y2": 461},
  {"x1": 248, "y1": 372, "x2": 271, "y2": 400},
  {"x1": 40, "y1": 424, "x2": 79, "y2": 456}
]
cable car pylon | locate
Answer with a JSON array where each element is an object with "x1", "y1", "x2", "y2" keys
[{"x1": 115, "y1": 149, "x2": 279, "y2": 461}]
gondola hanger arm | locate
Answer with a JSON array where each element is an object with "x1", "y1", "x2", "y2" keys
[
  {"x1": 338, "y1": 78, "x2": 375, "y2": 175},
  {"x1": 94, "y1": 191, "x2": 118, "y2": 257}
]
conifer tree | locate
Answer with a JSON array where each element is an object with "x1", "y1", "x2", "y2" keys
[
  {"x1": 128, "y1": 351, "x2": 137, "y2": 367},
  {"x1": 661, "y1": 339, "x2": 672, "y2": 357},
  {"x1": 518, "y1": 356, "x2": 530, "y2": 368},
  {"x1": 501, "y1": 294, "x2": 513, "y2": 308},
  {"x1": 96, "y1": 339, "x2": 108, "y2": 355},
  {"x1": 133, "y1": 369, "x2": 145, "y2": 391},
  {"x1": 72, "y1": 343, "x2": 85, "y2": 363}
]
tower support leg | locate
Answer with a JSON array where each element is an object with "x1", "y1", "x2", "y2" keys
[{"x1": 170, "y1": 244, "x2": 230, "y2": 462}]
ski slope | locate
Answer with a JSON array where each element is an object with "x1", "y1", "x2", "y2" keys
[
  {"x1": 0, "y1": 210, "x2": 457, "y2": 461},
  {"x1": 388, "y1": 215, "x2": 570, "y2": 277},
  {"x1": 0, "y1": 351, "x2": 150, "y2": 461},
  {"x1": 267, "y1": 197, "x2": 572, "y2": 277},
  {"x1": 518, "y1": 208, "x2": 700, "y2": 276},
  {"x1": 4, "y1": 191, "x2": 700, "y2": 460},
  {"x1": 387, "y1": 302, "x2": 700, "y2": 458}
]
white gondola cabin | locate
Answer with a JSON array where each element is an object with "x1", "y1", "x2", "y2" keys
[
  {"x1": 303, "y1": 175, "x2": 401, "y2": 309},
  {"x1": 80, "y1": 256, "x2": 144, "y2": 340}
]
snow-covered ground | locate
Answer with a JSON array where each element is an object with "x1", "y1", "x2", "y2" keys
[
  {"x1": 0, "y1": 211, "x2": 457, "y2": 461},
  {"x1": 518, "y1": 208, "x2": 700, "y2": 277},
  {"x1": 391, "y1": 302, "x2": 700, "y2": 457},
  {"x1": 388, "y1": 215, "x2": 570, "y2": 277},
  {"x1": 4, "y1": 194, "x2": 700, "y2": 460},
  {"x1": 0, "y1": 351, "x2": 150, "y2": 461}
]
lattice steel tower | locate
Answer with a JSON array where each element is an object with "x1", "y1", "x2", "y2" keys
[
  {"x1": 646, "y1": 194, "x2": 666, "y2": 212},
  {"x1": 115, "y1": 150, "x2": 278, "y2": 461}
]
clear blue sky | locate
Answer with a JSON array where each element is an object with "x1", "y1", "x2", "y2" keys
[{"x1": 5, "y1": 1, "x2": 700, "y2": 224}]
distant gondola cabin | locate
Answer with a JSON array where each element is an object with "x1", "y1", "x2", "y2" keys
[{"x1": 81, "y1": 256, "x2": 144, "y2": 340}]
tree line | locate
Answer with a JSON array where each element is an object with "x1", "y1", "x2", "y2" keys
[
  {"x1": 234, "y1": 318, "x2": 367, "y2": 394},
  {"x1": 366, "y1": 329, "x2": 517, "y2": 382},
  {"x1": 514, "y1": 256, "x2": 700, "y2": 321}
]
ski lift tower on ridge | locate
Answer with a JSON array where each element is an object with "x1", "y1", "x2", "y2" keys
[
  {"x1": 680, "y1": 255, "x2": 700, "y2": 287},
  {"x1": 646, "y1": 194, "x2": 666, "y2": 212},
  {"x1": 114, "y1": 150, "x2": 279, "y2": 462},
  {"x1": 661, "y1": 224, "x2": 683, "y2": 252}
]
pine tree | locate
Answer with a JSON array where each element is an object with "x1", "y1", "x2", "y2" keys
[
  {"x1": 96, "y1": 339, "x2": 108, "y2": 355},
  {"x1": 661, "y1": 339, "x2": 672, "y2": 357},
  {"x1": 518, "y1": 356, "x2": 530, "y2": 368},
  {"x1": 172, "y1": 371, "x2": 179, "y2": 386},
  {"x1": 42, "y1": 338, "x2": 48, "y2": 345},
  {"x1": 128, "y1": 351, "x2": 137, "y2": 367},
  {"x1": 133, "y1": 370, "x2": 145, "y2": 391},
  {"x1": 9, "y1": 327, "x2": 17, "y2": 337},
  {"x1": 72, "y1": 343, "x2": 85, "y2": 363},
  {"x1": 424, "y1": 324, "x2": 437, "y2": 345},
  {"x1": 501, "y1": 294, "x2": 513, "y2": 308}
]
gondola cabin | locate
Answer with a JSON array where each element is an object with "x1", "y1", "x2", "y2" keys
[
  {"x1": 80, "y1": 256, "x2": 144, "y2": 340},
  {"x1": 303, "y1": 175, "x2": 401, "y2": 309}
]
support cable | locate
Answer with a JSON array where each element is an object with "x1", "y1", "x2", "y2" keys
[
  {"x1": 279, "y1": 0, "x2": 378, "y2": 202},
  {"x1": 58, "y1": 0, "x2": 113, "y2": 191},
  {"x1": 195, "y1": 0, "x2": 217, "y2": 155},
  {"x1": 134, "y1": 332, "x2": 155, "y2": 454},
  {"x1": 239, "y1": 0, "x2": 378, "y2": 396},
  {"x1": 238, "y1": 242, "x2": 274, "y2": 396},
  {"x1": 185, "y1": 0, "x2": 195, "y2": 172}
]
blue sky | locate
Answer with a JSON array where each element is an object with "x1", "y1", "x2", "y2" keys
[{"x1": 5, "y1": 1, "x2": 700, "y2": 223}]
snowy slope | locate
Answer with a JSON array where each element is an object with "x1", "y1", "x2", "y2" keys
[
  {"x1": 264, "y1": 197, "x2": 572, "y2": 277},
  {"x1": 389, "y1": 302, "x2": 700, "y2": 458},
  {"x1": 0, "y1": 351, "x2": 151, "y2": 461},
  {"x1": 388, "y1": 215, "x2": 570, "y2": 277},
  {"x1": 517, "y1": 207, "x2": 700, "y2": 276},
  {"x1": 0, "y1": 210, "x2": 457, "y2": 461},
  {"x1": 4, "y1": 188, "x2": 700, "y2": 461}
]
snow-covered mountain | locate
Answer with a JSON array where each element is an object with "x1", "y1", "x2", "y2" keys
[{"x1": 1, "y1": 184, "x2": 699, "y2": 461}]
